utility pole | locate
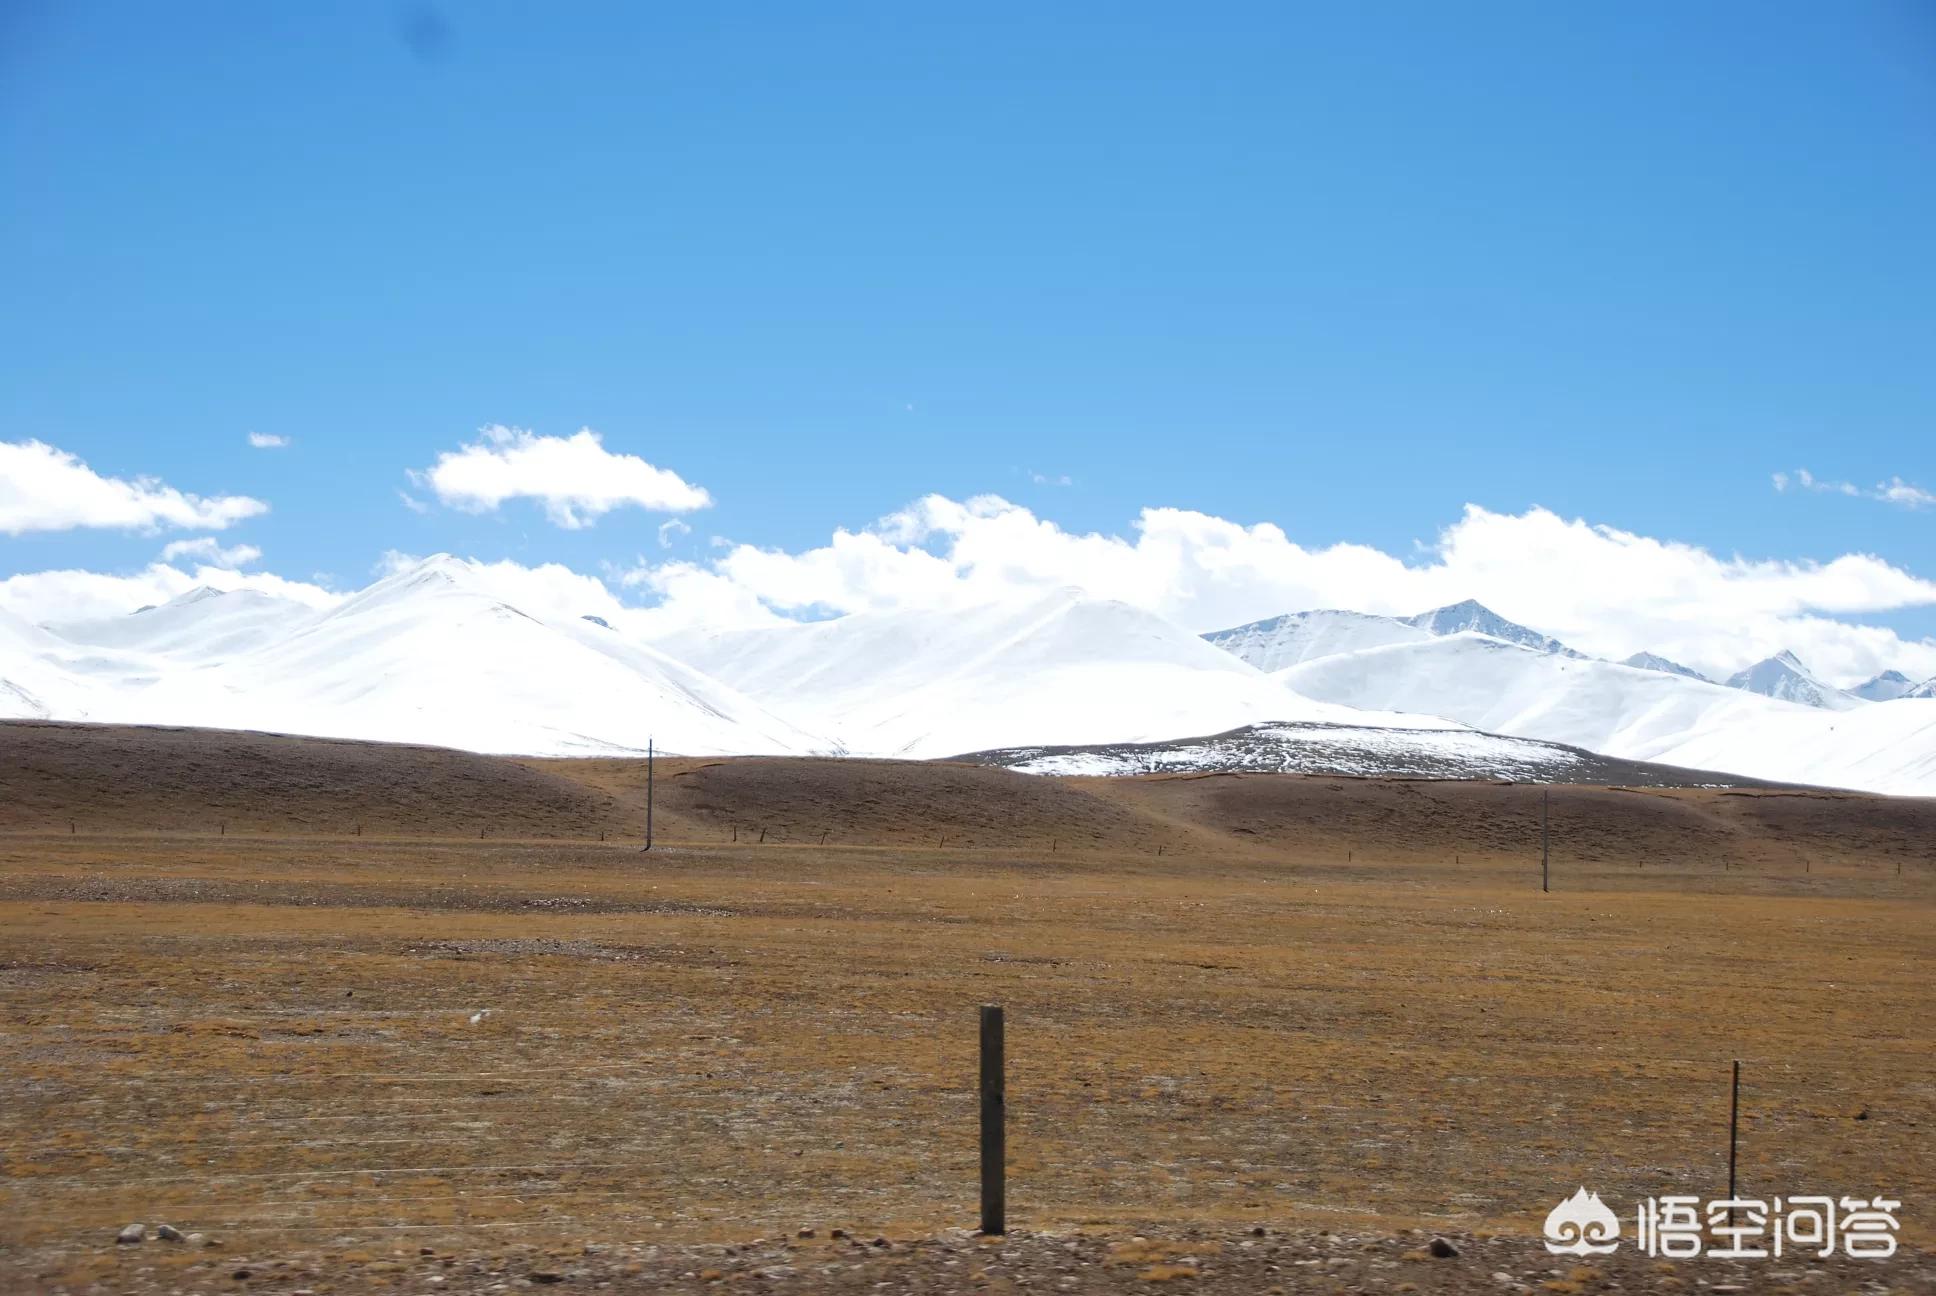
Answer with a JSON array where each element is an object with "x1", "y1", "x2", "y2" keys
[{"x1": 640, "y1": 737, "x2": 655, "y2": 852}]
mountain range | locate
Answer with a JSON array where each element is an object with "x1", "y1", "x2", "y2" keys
[
  {"x1": 1853, "y1": 669, "x2": 1918, "y2": 702},
  {"x1": 5, "y1": 554, "x2": 1935, "y2": 795}
]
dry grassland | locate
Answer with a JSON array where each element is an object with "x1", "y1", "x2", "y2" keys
[{"x1": 0, "y1": 722, "x2": 1931, "y2": 1291}]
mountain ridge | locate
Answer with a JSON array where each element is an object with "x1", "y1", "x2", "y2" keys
[{"x1": 10, "y1": 559, "x2": 1936, "y2": 794}]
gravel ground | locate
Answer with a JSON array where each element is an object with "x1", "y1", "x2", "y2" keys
[{"x1": 15, "y1": 1225, "x2": 1935, "y2": 1295}]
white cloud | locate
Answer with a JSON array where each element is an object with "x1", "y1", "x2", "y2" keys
[
  {"x1": 1030, "y1": 471, "x2": 1074, "y2": 486},
  {"x1": 616, "y1": 559, "x2": 791, "y2": 634},
  {"x1": 1876, "y1": 477, "x2": 1936, "y2": 510},
  {"x1": 158, "y1": 537, "x2": 263, "y2": 567},
  {"x1": 247, "y1": 432, "x2": 291, "y2": 449},
  {"x1": 0, "y1": 563, "x2": 337, "y2": 626},
  {"x1": 398, "y1": 490, "x2": 430, "y2": 515},
  {"x1": 0, "y1": 439, "x2": 268, "y2": 535},
  {"x1": 412, "y1": 425, "x2": 712, "y2": 528},
  {"x1": 657, "y1": 518, "x2": 692, "y2": 548},
  {"x1": 11, "y1": 491, "x2": 1935, "y2": 688},
  {"x1": 611, "y1": 495, "x2": 1936, "y2": 686},
  {"x1": 1775, "y1": 467, "x2": 1933, "y2": 509}
]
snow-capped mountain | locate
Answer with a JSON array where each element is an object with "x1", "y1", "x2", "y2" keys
[
  {"x1": 1852, "y1": 670, "x2": 1917, "y2": 702},
  {"x1": 19, "y1": 557, "x2": 828, "y2": 756},
  {"x1": 1271, "y1": 631, "x2": 1936, "y2": 794},
  {"x1": 1405, "y1": 599, "x2": 1583, "y2": 658},
  {"x1": 1201, "y1": 609, "x2": 1432, "y2": 672},
  {"x1": 1201, "y1": 599, "x2": 1581, "y2": 672},
  {"x1": 1723, "y1": 651, "x2": 1864, "y2": 711},
  {"x1": 0, "y1": 606, "x2": 95, "y2": 720},
  {"x1": 51, "y1": 586, "x2": 316, "y2": 663},
  {"x1": 10, "y1": 559, "x2": 1936, "y2": 794},
  {"x1": 1639, "y1": 696, "x2": 1936, "y2": 797},
  {"x1": 658, "y1": 589, "x2": 1447, "y2": 758},
  {"x1": 1623, "y1": 651, "x2": 1707, "y2": 681},
  {"x1": 1276, "y1": 633, "x2": 1792, "y2": 759}
]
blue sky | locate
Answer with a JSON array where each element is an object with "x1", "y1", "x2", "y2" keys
[{"x1": 2, "y1": 1, "x2": 1934, "y2": 663}]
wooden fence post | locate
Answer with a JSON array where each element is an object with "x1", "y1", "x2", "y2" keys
[
  {"x1": 1727, "y1": 1060, "x2": 1741, "y2": 1224},
  {"x1": 1541, "y1": 789, "x2": 1550, "y2": 893},
  {"x1": 980, "y1": 1004, "x2": 1006, "y2": 1235}
]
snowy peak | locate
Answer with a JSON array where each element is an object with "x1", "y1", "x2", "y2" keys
[
  {"x1": 1905, "y1": 677, "x2": 1936, "y2": 701},
  {"x1": 328, "y1": 554, "x2": 471, "y2": 610},
  {"x1": 661, "y1": 590, "x2": 1440, "y2": 759},
  {"x1": 1852, "y1": 670, "x2": 1916, "y2": 702},
  {"x1": 1623, "y1": 651, "x2": 1707, "y2": 681},
  {"x1": 164, "y1": 585, "x2": 227, "y2": 609},
  {"x1": 1405, "y1": 599, "x2": 1582, "y2": 658},
  {"x1": 48, "y1": 586, "x2": 317, "y2": 663},
  {"x1": 1201, "y1": 609, "x2": 1432, "y2": 672},
  {"x1": 1723, "y1": 651, "x2": 1863, "y2": 711}
]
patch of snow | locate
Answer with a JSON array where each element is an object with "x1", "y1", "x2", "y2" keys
[{"x1": 979, "y1": 722, "x2": 1596, "y2": 781}]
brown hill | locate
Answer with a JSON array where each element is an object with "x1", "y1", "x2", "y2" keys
[
  {"x1": 2, "y1": 720, "x2": 1931, "y2": 873},
  {"x1": 0, "y1": 720, "x2": 623, "y2": 838}
]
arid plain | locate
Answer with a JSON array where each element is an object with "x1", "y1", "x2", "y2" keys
[{"x1": 1, "y1": 721, "x2": 1931, "y2": 1293}]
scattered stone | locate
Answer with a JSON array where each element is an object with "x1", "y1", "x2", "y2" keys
[
  {"x1": 115, "y1": 1223, "x2": 146, "y2": 1245},
  {"x1": 873, "y1": 1237, "x2": 890, "y2": 1248},
  {"x1": 185, "y1": 1233, "x2": 206, "y2": 1247},
  {"x1": 156, "y1": 1224, "x2": 183, "y2": 1242},
  {"x1": 232, "y1": 1267, "x2": 253, "y2": 1280},
  {"x1": 830, "y1": 1229, "x2": 847, "y2": 1240},
  {"x1": 1428, "y1": 1236, "x2": 1460, "y2": 1258},
  {"x1": 1251, "y1": 1226, "x2": 1267, "y2": 1237},
  {"x1": 529, "y1": 1271, "x2": 565, "y2": 1284},
  {"x1": 797, "y1": 1227, "x2": 815, "y2": 1239}
]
